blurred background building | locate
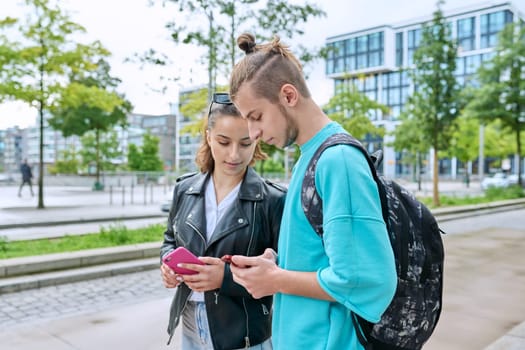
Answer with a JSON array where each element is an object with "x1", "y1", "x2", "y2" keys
[
  {"x1": 0, "y1": 1, "x2": 523, "y2": 180},
  {"x1": 325, "y1": 1, "x2": 524, "y2": 178}
]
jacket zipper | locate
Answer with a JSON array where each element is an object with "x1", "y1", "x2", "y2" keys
[
  {"x1": 242, "y1": 298, "x2": 250, "y2": 348},
  {"x1": 242, "y1": 202, "x2": 257, "y2": 348},
  {"x1": 187, "y1": 221, "x2": 207, "y2": 246},
  {"x1": 167, "y1": 287, "x2": 191, "y2": 345}
]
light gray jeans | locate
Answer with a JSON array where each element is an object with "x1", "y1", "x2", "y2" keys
[{"x1": 182, "y1": 301, "x2": 272, "y2": 350}]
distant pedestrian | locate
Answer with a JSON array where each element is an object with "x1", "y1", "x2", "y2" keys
[{"x1": 18, "y1": 159, "x2": 34, "y2": 197}]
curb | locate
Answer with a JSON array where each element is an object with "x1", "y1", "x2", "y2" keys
[
  {"x1": 1, "y1": 198, "x2": 524, "y2": 295},
  {"x1": 0, "y1": 242, "x2": 161, "y2": 278},
  {"x1": 0, "y1": 243, "x2": 161, "y2": 294},
  {"x1": 0, "y1": 258, "x2": 159, "y2": 294},
  {"x1": 0, "y1": 213, "x2": 166, "y2": 230}
]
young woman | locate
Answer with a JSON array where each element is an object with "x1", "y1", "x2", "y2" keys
[{"x1": 160, "y1": 93, "x2": 286, "y2": 350}]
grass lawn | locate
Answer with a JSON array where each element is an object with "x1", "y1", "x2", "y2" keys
[
  {"x1": 0, "y1": 186, "x2": 522, "y2": 260},
  {"x1": 0, "y1": 223, "x2": 165, "y2": 259}
]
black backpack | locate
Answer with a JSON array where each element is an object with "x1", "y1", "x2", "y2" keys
[{"x1": 301, "y1": 133, "x2": 445, "y2": 350}]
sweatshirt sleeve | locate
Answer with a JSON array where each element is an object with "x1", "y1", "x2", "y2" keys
[{"x1": 315, "y1": 145, "x2": 397, "y2": 322}]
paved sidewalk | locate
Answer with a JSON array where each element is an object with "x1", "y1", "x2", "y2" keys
[
  {"x1": 1, "y1": 182, "x2": 524, "y2": 349},
  {"x1": 0, "y1": 185, "x2": 169, "y2": 227},
  {"x1": 0, "y1": 185, "x2": 169, "y2": 241}
]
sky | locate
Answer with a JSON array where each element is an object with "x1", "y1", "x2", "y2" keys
[{"x1": 1, "y1": 0, "x2": 524, "y2": 130}]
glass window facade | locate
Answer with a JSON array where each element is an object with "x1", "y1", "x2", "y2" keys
[
  {"x1": 407, "y1": 28, "x2": 421, "y2": 66},
  {"x1": 395, "y1": 32, "x2": 403, "y2": 67},
  {"x1": 326, "y1": 31, "x2": 384, "y2": 75},
  {"x1": 480, "y1": 10, "x2": 513, "y2": 48},
  {"x1": 457, "y1": 17, "x2": 476, "y2": 51},
  {"x1": 455, "y1": 53, "x2": 496, "y2": 87},
  {"x1": 333, "y1": 74, "x2": 381, "y2": 120},
  {"x1": 381, "y1": 71, "x2": 410, "y2": 120}
]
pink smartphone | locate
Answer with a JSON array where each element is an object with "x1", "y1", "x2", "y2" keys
[{"x1": 162, "y1": 247, "x2": 204, "y2": 275}]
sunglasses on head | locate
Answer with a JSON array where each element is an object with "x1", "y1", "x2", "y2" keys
[
  {"x1": 213, "y1": 92, "x2": 232, "y2": 105},
  {"x1": 207, "y1": 92, "x2": 233, "y2": 118}
]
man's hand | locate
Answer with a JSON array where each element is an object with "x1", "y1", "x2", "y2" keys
[{"x1": 230, "y1": 248, "x2": 281, "y2": 299}]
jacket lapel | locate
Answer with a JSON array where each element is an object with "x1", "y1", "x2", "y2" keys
[
  {"x1": 184, "y1": 174, "x2": 207, "y2": 245},
  {"x1": 208, "y1": 168, "x2": 264, "y2": 246},
  {"x1": 208, "y1": 200, "x2": 250, "y2": 245}
]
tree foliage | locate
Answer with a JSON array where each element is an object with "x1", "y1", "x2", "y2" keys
[
  {"x1": 445, "y1": 114, "x2": 479, "y2": 163},
  {"x1": 49, "y1": 58, "x2": 132, "y2": 184},
  {"x1": 49, "y1": 147, "x2": 80, "y2": 175},
  {"x1": 390, "y1": 106, "x2": 429, "y2": 187},
  {"x1": 142, "y1": 0, "x2": 325, "y2": 102},
  {"x1": 80, "y1": 130, "x2": 121, "y2": 173},
  {"x1": 324, "y1": 81, "x2": 387, "y2": 140},
  {"x1": 464, "y1": 23, "x2": 525, "y2": 185},
  {"x1": 404, "y1": 0, "x2": 460, "y2": 206},
  {"x1": 127, "y1": 132, "x2": 163, "y2": 172},
  {"x1": 0, "y1": 0, "x2": 112, "y2": 207}
]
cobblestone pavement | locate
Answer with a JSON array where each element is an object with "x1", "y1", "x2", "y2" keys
[{"x1": 0, "y1": 269, "x2": 172, "y2": 330}]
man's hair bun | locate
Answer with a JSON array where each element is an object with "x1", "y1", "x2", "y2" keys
[{"x1": 237, "y1": 33, "x2": 257, "y2": 54}]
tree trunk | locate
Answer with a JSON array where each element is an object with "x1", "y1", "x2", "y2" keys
[
  {"x1": 433, "y1": 146, "x2": 440, "y2": 207},
  {"x1": 465, "y1": 163, "x2": 470, "y2": 188},
  {"x1": 37, "y1": 101, "x2": 45, "y2": 209},
  {"x1": 517, "y1": 128, "x2": 522, "y2": 186},
  {"x1": 96, "y1": 129, "x2": 100, "y2": 184},
  {"x1": 417, "y1": 152, "x2": 422, "y2": 191}
]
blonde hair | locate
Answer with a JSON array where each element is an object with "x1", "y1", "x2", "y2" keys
[
  {"x1": 195, "y1": 101, "x2": 267, "y2": 173},
  {"x1": 230, "y1": 33, "x2": 311, "y2": 103}
]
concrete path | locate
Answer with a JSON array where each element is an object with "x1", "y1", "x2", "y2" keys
[{"x1": 1, "y1": 182, "x2": 524, "y2": 349}]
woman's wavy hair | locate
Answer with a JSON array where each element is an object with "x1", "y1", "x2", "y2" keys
[
  {"x1": 195, "y1": 100, "x2": 267, "y2": 173},
  {"x1": 229, "y1": 33, "x2": 311, "y2": 103}
]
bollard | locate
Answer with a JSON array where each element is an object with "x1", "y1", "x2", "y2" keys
[
  {"x1": 109, "y1": 185, "x2": 113, "y2": 205},
  {"x1": 131, "y1": 184, "x2": 134, "y2": 204},
  {"x1": 122, "y1": 186, "x2": 125, "y2": 206},
  {"x1": 144, "y1": 182, "x2": 147, "y2": 205},
  {"x1": 150, "y1": 183, "x2": 153, "y2": 204}
]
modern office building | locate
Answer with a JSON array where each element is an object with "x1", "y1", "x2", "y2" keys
[
  {"x1": 0, "y1": 111, "x2": 178, "y2": 175},
  {"x1": 325, "y1": 1, "x2": 524, "y2": 178},
  {"x1": 128, "y1": 112, "x2": 177, "y2": 170},
  {"x1": 0, "y1": 127, "x2": 23, "y2": 174},
  {"x1": 175, "y1": 86, "x2": 207, "y2": 172}
]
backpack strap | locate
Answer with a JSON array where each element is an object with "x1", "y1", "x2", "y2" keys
[{"x1": 301, "y1": 133, "x2": 385, "y2": 237}]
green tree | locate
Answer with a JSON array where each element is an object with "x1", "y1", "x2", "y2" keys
[
  {"x1": 464, "y1": 23, "x2": 525, "y2": 185},
  {"x1": 178, "y1": 87, "x2": 210, "y2": 136},
  {"x1": 49, "y1": 59, "x2": 132, "y2": 187},
  {"x1": 405, "y1": 0, "x2": 460, "y2": 206},
  {"x1": 324, "y1": 81, "x2": 388, "y2": 140},
  {"x1": 140, "y1": 133, "x2": 164, "y2": 171},
  {"x1": 49, "y1": 147, "x2": 80, "y2": 174},
  {"x1": 484, "y1": 120, "x2": 518, "y2": 159},
  {"x1": 390, "y1": 105, "x2": 429, "y2": 189},
  {"x1": 444, "y1": 114, "x2": 479, "y2": 187},
  {"x1": 143, "y1": 0, "x2": 325, "y2": 101},
  {"x1": 127, "y1": 132, "x2": 163, "y2": 172},
  {"x1": 80, "y1": 130, "x2": 121, "y2": 176},
  {"x1": 127, "y1": 144, "x2": 142, "y2": 171},
  {"x1": 0, "y1": 0, "x2": 110, "y2": 208}
]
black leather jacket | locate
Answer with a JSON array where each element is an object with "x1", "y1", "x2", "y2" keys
[{"x1": 161, "y1": 167, "x2": 286, "y2": 349}]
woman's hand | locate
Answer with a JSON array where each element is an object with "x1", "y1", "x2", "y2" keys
[
  {"x1": 160, "y1": 263, "x2": 183, "y2": 288},
  {"x1": 178, "y1": 256, "x2": 226, "y2": 292}
]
